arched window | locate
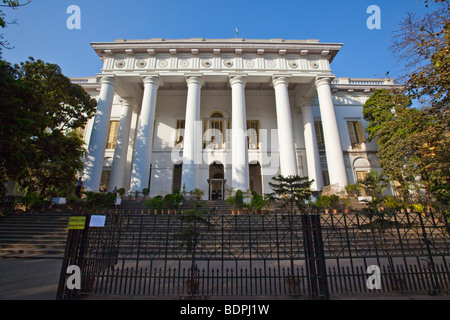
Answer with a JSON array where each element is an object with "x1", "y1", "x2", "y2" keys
[{"x1": 204, "y1": 111, "x2": 229, "y2": 149}]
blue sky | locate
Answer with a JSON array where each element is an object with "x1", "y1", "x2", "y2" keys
[{"x1": 1, "y1": 0, "x2": 430, "y2": 79}]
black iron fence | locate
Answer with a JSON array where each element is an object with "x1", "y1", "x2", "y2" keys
[{"x1": 56, "y1": 210, "x2": 449, "y2": 299}]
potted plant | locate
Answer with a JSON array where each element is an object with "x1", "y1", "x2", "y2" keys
[
  {"x1": 329, "y1": 194, "x2": 340, "y2": 213},
  {"x1": 142, "y1": 188, "x2": 150, "y2": 199},
  {"x1": 144, "y1": 195, "x2": 165, "y2": 214},
  {"x1": 190, "y1": 188, "x2": 204, "y2": 201},
  {"x1": 343, "y1": 198, "x2": 351, "y2": 213},
  {"x1": 316, "y1": 195, "x2": 332, "y2": 214},
  {"x1": 226, "y1": 189, "x2": 245, "y2": 215},
  {"x1": 247, "y1": 191, "x2": 271, "y2": 214},
  {"x1": 345, "y1": 183, "x2": 360, "y2": 198}
]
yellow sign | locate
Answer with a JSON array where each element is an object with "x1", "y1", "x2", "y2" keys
[{"x1": 68, "y1": 216, "x2": 86, "y2": 230}]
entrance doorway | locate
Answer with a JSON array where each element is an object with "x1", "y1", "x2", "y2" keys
[
  {"x1": 249, "y1": 163, "x2": 262, "y2": 195},
  {"x1": 172, "y1": 164, "x2": 182, "y2": 193},
  {"x1": 208, "y1": 162, "x2": 225, "y2": 200}
]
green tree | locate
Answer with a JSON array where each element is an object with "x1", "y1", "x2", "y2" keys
[
  {"x1": 0, "y1": 58, "x2": 97, "y2": 198},
  {"x1": 268, "y1": 175, "x2": 314, "y2": 214},
  {"x1": 0, "y1": 1, "x2": 31, "y2": 55},
  {"x1": 391, "y1": 0, "x2": 449, "y2": 118},
  {"x1": 363, "y1": 89, "x2": 449, "y2": 205}
]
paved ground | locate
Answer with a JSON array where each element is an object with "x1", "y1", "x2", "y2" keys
[{"x1": 0, "y1": 258, "x2": 63, "y2": 300}]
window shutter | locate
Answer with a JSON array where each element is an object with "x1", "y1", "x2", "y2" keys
[
  {"x1": 347, "y1": 121, "x2": 358, "y2": 147},
  {"x1": 356, "y1": 121, "x2": 366, "y2": 144}
]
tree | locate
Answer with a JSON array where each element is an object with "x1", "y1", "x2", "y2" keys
[
  {"x1": 0, "y1": 1, "x2": 31, "y2": 55},
  {"x1": 363, "y1": 89, "x2": 450, "y2": 205},
  {"x1": 0, "y1": 58, "x2": 97, "y2": 199},
  {"x1": 391, "y1": 0, "x2": 449, "y2": 118},
  {"x1": 267, "y1": 175, "x2": 314, "y2": 282},
  {"x1": 268, "y1": 175, "x2": 314, "y2": 214}
]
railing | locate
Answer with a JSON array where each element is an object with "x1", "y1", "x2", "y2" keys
[{"x1": 57, "y1": 210, "x2": 450, "y2": 299}]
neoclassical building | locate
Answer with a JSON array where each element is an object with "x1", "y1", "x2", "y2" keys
[{"x1": 73, "y1": 38, "x2": 395, "y2": 200}]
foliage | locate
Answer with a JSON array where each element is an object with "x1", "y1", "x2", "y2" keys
[
  {"x1": 118, "y1": 188, "x2": 126, "y2": 197},
  {"x1": 345, "y1": 183, "x2": 360, "y2": 197},
  {"x1": 163, "y1": 189, "x2": 185, "y2": 209},
  {"x1": 363, "y1": 90, "x2": 449, "y2": 204},
  {"x1": 267, "y1": 175, "x2": 314, "y2": 214},
  {"x1": 226, "y1": 189, "x2": 245, "y2": 210},
  {"x1": 144, "y1": 195, "x2": 165, "y2": 212},
  {"x1": 190, "y1": 188, "x2": 204, "y2": 200},
  {"x1": 379, "y1": 1, "x2": 450, "y2": 207},
  {"x1": 0, "y1": 1, "x2": 31, "y2": 55},
  {"x1": 391, "y1": 0, "x2": 450, "y2": 118},
  {"x1": 247, "y1": 190, "x2": 271, "y2": 213},
  {"x1": 144, "y1": 190, "x2": 185, "y2": 212},
  {"x1": 0, "y1": 58, "x2": 97, "y2": 198},
  {"x1": 67, "y1": 191, "x2": 115, "y2": 210},
  {"x1": 142, "y1": 188, "x2": 150, "y2": 198},
  {"x1": 358, "y1": 170, "x2": 390, "y2": 211},
  {"x1": 315, "y1": 195, "x2": 339, "y2": 210}
]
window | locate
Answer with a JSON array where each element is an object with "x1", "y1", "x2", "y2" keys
[
  {"x1": 247, "y1": 120, "x2": 260, "y2": 149},
  {"x1": 356, "y1": 171, "x2": 368, "y2": 183},
  {"x1": 106, "y1": 121, "x2": 120, "y2": 150},
  {"x1": 203, "y1": 112, "x2": 227, "y2": 149},
  {"x1": 315, "y1": 121, "x2": 325, "y2": 149},
  {"x1": 174, "y1": 120, "x2": 185, "y2": 147},
  {"x1": 347, "y1": 121, "x2": 366, "y2": 150}
]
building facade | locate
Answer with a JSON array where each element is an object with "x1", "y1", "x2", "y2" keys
[{"x1": 74, "y1": 38, "x2": 395, "y2": 200}]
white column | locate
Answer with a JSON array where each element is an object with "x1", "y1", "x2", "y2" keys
[
  {"x1": 230, "y1": 76, "x2": 250, "y2": 191},
  {"x1": 83, "y1": 76, "x2": 116, "y2": 192},
  {"x1": 301, "y1": 104, "x2": 324, "y2": 191},
  {"x1": 315, "y1": 77, "x2": 347, "y2": 187},
  {"x1": 272, "y1": 76, "x2": 298, "y2": 177},
  {"x1": 129, "y1": 76, "x2": 162, "y2": 192},
  {"x1": 108, "y1": 98, "x2": 134, "y2": 191},
  {"x1": 181, "y1": 76, "x2": 203, "y2": 192}
]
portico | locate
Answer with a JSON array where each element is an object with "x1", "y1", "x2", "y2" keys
[{"x1": 77, "y1": 38, "x2": 394, "y2": 198}]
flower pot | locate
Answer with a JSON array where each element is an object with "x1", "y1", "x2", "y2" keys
[
  {"x1": 285, "y1": 276, "x2": 301, "y2": 294},
  {"x1": 185, "y1": 278, "x2": 200, "y2": 295},
  {"x1": 324, "y1": 209, "x2": 330, "y2": 214}
]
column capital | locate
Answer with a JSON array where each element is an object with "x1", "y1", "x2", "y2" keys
[
  {"x1": 314, "y1": 76, "x2": 334, "y2": 88},
  {"x1": 186, "y1": 75, "x2": 204, "y2": 87},
  {"x1": 143, "y1": 75, "x2": 163, "y2": 87},
  {"x1": 118, "y1": 97, "x2": 135, "y2": 106},
  {"x1": 100, "y1": 75, "x2": 117, "y2": 86},
  {"x1": 229, "y1": 75, "x2": 247, "y2": 86},
  {"x1": 272, "y1": 76, "x2": 291, "y2": 87},
  {"x1": 297, "y1": 98, "x2": 315, "y2": 108}
]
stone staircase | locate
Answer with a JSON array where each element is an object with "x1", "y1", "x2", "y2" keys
[{"x1": 0, "y1": 213, "x2": 71, "y2": 259}]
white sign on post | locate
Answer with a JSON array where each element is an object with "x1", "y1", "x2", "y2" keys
[{"x1": 89, "y1": 215, "x2": 106, "y2": 227}]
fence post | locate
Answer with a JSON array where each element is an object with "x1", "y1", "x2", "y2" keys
[
  {"x1": 56, "y1": 213, "x2": 91, "y2": 300},
  {"x1": 311, "y1": 214, "x2": 330, "y2": 300}
]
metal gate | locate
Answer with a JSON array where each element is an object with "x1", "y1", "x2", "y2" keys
[{"x1": 56, "y1": 210, "x2": 450, "y2": 299}]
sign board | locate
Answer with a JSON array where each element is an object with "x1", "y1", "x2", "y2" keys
[
  {"x1": 89, "y1": 215, "x2": 106, "y2": 228},
  {"x1": 68, "y1": 216, "x2": 86, "y2": 230}
]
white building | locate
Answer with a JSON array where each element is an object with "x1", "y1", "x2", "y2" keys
[{"x1": 73, "y1": 38, "x2": 395, "y2": 200}]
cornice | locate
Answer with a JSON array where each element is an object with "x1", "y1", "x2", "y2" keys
[{"x1": 91, "y1": 38, "x2": 343, "y2": 62}]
